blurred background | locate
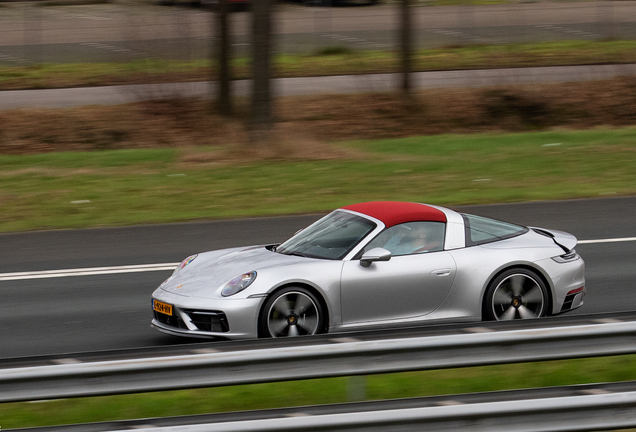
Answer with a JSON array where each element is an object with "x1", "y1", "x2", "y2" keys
[{"x1": 1, "y1": 0, "x2": 635, "y2": 66}]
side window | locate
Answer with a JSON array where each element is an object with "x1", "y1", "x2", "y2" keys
[
  {"x1": 363, "y1": 222, "x2": 445, "y2": 257},
  {"x1": 461, "y1": 213, "x2": 528, "y2": 247}
]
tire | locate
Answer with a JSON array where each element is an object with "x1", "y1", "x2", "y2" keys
[
  {"x1": 259, "y1": 287, "x2": 324, "y2": 338},
  {"x1": 483, "y1": 268, "x2": 549, "y2": 321}
]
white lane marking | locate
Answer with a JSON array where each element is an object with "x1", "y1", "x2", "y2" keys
[
  {"x1": 0, "y1": 263, "x2": 179, "y2": 281},
  {"x1": 1, "y1": 236, "x2": 635, "y2": 281},
  {"x1": 578, "y1": 237, "x2": 636, "y2": 245}
]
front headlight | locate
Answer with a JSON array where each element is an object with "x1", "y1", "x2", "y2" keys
[
  {"x1": 173, "y1": 254, "x2": 198, "y2": 275},
  {"x1": 221, "y1": 271, "x2": 257, "y2": 297}
]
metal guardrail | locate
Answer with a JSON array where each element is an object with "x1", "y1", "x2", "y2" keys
[
  {"x1": 2, "y1": 319, "x2": 636, "y2": 403},
  {"x1": 7, "y1": 380, "x2": 636, "y2": 432},
  {"x1": 85, "y1": 387, "x2": 636, "y2": 432}
]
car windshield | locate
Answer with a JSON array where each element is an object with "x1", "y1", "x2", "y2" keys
[{"x1": 276, "y1": 211, "x2": 377, "y2": 260}]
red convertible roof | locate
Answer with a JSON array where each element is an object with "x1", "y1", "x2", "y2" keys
[{"x1": 341, "y1": 202, "x2": 447, "y2": 227}]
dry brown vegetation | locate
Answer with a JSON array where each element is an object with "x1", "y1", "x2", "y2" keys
[{"x1": 2, "y1": 77, "x2": 636, "y2": 157}]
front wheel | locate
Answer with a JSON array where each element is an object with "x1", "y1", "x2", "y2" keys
[
  {"x1": 483, "y1": 269, "x2": 549, "y2": 321},
  {"x1": 259, "y1": 287, "x2": 324, "y2": 338}
]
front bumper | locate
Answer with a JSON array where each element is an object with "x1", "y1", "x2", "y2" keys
[
  {"x1": 152, "y1": 319, "x2": 232, "y2": 339},
  {"x1": 151, "y1": 289, "x2": 263, "y2": 340}
]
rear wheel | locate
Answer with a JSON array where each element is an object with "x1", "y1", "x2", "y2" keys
[
  {"x1": 259, "y1": 287, "x2": 324, "y2": 338},
  {"x1": 483, "y1": 269, "x2": 548, "y2": 321}
]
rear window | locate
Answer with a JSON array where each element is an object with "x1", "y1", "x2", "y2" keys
[{"x1": 461, "y1": 213, "x2": 528, "y2": 246}]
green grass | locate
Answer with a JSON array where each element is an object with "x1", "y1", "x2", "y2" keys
[
  {"x1": 0, "y1": 59, "x2": 211, "y2": 90},
  {"x1": 1, "y1": 354, "x2": 635, "y2": 428},
  {"x1": 1, "y1": 128, "x2": 635, "y2": 232},
  {"x1": 3, "y1": 40, "x2": 636, "y2": 90}
]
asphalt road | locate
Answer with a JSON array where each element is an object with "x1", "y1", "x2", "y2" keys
[
  {"x1": 1, "y1": 196, "x2": 635, "y2": 359},
  {"x1": 3, "y1": 63, "x2": 636, "y2": 109}
]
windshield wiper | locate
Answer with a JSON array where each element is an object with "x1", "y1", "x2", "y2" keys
[{"x1": 283, "y1": 251, "x2": 309, "y2": 258}]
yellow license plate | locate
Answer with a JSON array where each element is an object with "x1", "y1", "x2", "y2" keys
[{"x1": 153, "y1": 299, "x2": 173, "y2": 316}]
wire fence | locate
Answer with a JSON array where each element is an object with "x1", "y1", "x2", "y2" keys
[{"x1": 1, "y1": 0, "x2": 635, "y2": 67}]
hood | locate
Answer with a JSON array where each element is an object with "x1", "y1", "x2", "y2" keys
[
  {"x1": 159, "y1": 245, "x2": 307, "y2": 298},
  {"x1": 530, "y1": 227, "x2": 578, "y2": 252}
]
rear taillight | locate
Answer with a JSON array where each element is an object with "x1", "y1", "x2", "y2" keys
[
  {"x1": 566, "y1": 286, "x2": 585, "y2": 296},
  {"x1": 552, "y1": 250, "x2": 580, "y2": 263}
]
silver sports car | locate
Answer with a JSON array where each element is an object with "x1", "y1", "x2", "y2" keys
[{"x1": 151, "y1": 201, "x2": 585, "y2": 339}]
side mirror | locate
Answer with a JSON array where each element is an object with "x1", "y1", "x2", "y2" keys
[{"x1": 360, "y1": 248, "x2": 392, "y2": 268}]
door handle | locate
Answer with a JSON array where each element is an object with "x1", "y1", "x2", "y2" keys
[{"x1": 431, "y1": 268, "x2": 451, "y2": 276}]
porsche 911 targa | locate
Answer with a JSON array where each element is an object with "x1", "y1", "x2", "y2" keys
[{"x1": 151, "y1": 201, "x2": 585, "y2": 339}]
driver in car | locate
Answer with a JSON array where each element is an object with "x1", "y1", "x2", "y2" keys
[{"x1": 384, "y1": 224, "x2": 440, "y2": 255}]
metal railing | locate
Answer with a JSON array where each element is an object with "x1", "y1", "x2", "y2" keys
[
  {"x1": 75, "y1": 383, "x2": 636, "y2": 432},
  {"x1": 2, "y1": 315, "x2": 636, "y2": 430},
  {"x1": 2, "y1": 318, "x2": 636, "y2": 403}
]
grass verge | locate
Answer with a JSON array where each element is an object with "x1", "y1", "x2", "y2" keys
[
  {"x1": 2, "y1": 40, "x2": 636, "y2": 90},
  {"x1": 1, "y1": 354, "x2": 635, "y2": 428},
  {"x1": 1, "y1": 127, "x2": 635, "y2": 232}
]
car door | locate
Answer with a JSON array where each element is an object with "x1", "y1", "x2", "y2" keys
[{"x1": 340, "y1": 251, "x2": 456, "y2": 324}]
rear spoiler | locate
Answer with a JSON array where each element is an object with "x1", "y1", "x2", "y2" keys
[{"x1": 531, "y1": 227, "x2": 578, "y2": 252}]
